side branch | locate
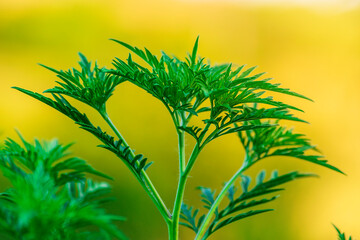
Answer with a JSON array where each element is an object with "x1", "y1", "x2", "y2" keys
[
  {"x1": 195, "y1": 161, "x2": 249, "y2": 240},
  {"x1": 100, "y1": 111, "x2": 171, "y2": 222}
]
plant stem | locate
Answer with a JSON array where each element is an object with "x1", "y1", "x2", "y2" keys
[
  {"x1": 178, "y1": 130, "x2": 186, "y2": 173},
  {"x1": 169, "y1": 122, "x2": 211, "y2": 239},
  {"x1": 195, "y1": 162, "x2": 248, "y2": 240},
  {"x1": 168, "y1": 221, "x2": 175, "y2": 240},
  {"x1": 99, "y1": 111, "x2": 171, "y2": 224},
  {"x1": 170, "y1": 141, "x2": 202, "y2": 240},
  {"x1": 170, "y1": 112, "x2": 187, "y2": 239},
  {"x1": 170, "y1": 174, "x2": 187, "y2": 240},
  {"x1": 168, "y1": 121, "x2": 217, "y2": 239}
]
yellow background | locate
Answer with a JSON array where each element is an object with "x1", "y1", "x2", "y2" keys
[{"x1": 0, "y1": 0, "x2": 359, "y2": 239}]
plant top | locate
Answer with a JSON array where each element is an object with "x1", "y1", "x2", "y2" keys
[{"x1": 13, "y1": 37, "x2": 343, "y2": 239}]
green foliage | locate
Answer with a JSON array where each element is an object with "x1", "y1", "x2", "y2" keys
[
  {"x1": 0, "y1": 135, "x2": 126, "y2": 240},
  {"x1": 13, "y1": 37, "x2": 343, "y2": 239},
  {"x1": 80, "y1": 124, "x2": 153, "y2": 178},
  {"x1": 41, "y1": 53, "x2": 123, "y2": 113},
  {"x1": 181, "y1": 170, "x2": 315, "y2": 238},
  {"x1": 333, "y1": 225, "x2": 353, "y2": 240},
  {"x1": 12, "y1": 88, "x2": 153, "y2": 183},
  {"x1": 108, "y1": 38, "x2": 311, "y2": 148},
  {"x1": 0, "y1": 132, "x2": 111, "y2": 185},
  {"x1": 237, "y1": 120, "x2": 343, "y2": 173}
]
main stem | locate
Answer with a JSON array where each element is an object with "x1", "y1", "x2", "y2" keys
[
  {"x1": 169, "y1": 120, "x2": 211, "y2": 239},
  {"x1": 100, "y1": 111, "x2": 171, "y2": 225},
  {"x1": 170, "y1": 127, "x2": 186, "y2": 239}
]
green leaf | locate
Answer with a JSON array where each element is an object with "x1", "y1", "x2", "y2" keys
[
  {"x1": 238, "y1": 66, "x2": 257, "y2": 78},
  {"x1": 211, "y1": 209, "x2": 273, "y2": 234},
  {"x1": 236, "y1": 121, "x2": 344, "y2": 174},
  {"x1": 180, "y1": 204, "x2": 203, "y2": 233},
  {"x1": 183, "y1": 170, "x2": 315, "y2": 238},
  {"x1": 110, "y1": 39, "x2": 157, "y2": 67},
  {"x1": 12, "y1": 88, "x2": 92, "y2": 125},
  {"x1": 40, "y1": 53, "x2": 123, "y2": 112},
  {"x1": 333, "y1": 224, "x2": 353, "y2": 240},
  {"x1": 191, "y1": 36, "x2": 200, "y2": 66},
  {"x1": 81, "y1": 124, "x2": 153, "y2": 177}
]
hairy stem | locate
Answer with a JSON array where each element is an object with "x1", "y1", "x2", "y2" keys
[
  {"x1": 178, "y1": 130, "x2": 186, "y2": 174},
  {"x1": 169, "y1": 122, "x2": 211, "y2": 239},
  {"x1": 170, "y1": 111, "x2": 187, "y2": 238},
  {"x1": 195, "y1": 161, "x2": 248, "y2": 240},
  {"x1": 100, "y1": 111, "x2": 171, "y2": 224},
  {"x1": 170, "y1": 143, "x2": 202, "y2": 240},
  {"x1": 171, "y1": 173, "x2": 187, "y2": 240}
]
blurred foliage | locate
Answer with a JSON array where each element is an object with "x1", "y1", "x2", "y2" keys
[{"x1": 0, "y1": 134, "x2": 126, "y2": 240}]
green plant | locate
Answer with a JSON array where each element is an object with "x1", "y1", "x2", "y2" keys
[
  {"x1": 333, "y1": 225, "x2": 353, "y2": 240},
  {"x1": 13, "y1": 37, "x2": 343, "y2": 239},
  {"x1": 0, "y1": 133, "x2": 126, "y2": 240}
]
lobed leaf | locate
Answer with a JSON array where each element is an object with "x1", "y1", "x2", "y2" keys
[
  {"x1": 236, "y1": 120, "x2": 343, "y2": 174},
  {"x1": 41, "y1": 53, "x2": 123, "y2": 112},
  {"x1": 182, "y1": 169, "x2": 315, "y2": 239}
]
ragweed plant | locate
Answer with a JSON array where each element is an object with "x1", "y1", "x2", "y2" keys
[
  {"x1": 14, "y1": 37, "x2": 343, "y2": 239},
  {"x1": 0, "y1": 133, "x2": 126, "y2": 240}
]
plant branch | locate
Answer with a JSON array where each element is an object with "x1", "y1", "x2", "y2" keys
[
  {"x1": 195, "y1": 160, "x2": 249, "y2": 240},
  {"x1": 100, "y1": 111, "x2": 171, "y2": 223}
]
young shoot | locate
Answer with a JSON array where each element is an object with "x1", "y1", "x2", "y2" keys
[{"x1": 13, "y1": 37, "x2": 343, "y2": 239}]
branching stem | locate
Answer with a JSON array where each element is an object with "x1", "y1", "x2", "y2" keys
[
  {"x1": 169, "y1": 120, "x2": 213, "y2": 239},
  {"x1": 171, "y1": 138, "x2": 203, "y2": 239}
]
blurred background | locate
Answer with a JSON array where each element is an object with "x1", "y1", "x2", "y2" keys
[{"x1": 0, "y1": 0, "x2": 359, "y2": 239}]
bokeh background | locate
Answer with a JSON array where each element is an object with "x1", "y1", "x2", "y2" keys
[{"x1": 0, "y1": 0, "x2": 359, "y2": 239}]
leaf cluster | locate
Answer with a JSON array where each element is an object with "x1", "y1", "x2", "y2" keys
[
  {"x1": 41, "y1": 53, "x2": 123, "y2": 113},
  {"x1": 180, "y1": 170, "x2": 315, "y2": 239},
  {"x1": 237, "y1": 120, "x2": 343, "y2": 173},
  {"x1": 108, "y1": 38, "x2": 310, "y2": 147},
  {"x1": 0, "y1": 134, "x2": 126, "y2": 240}
]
